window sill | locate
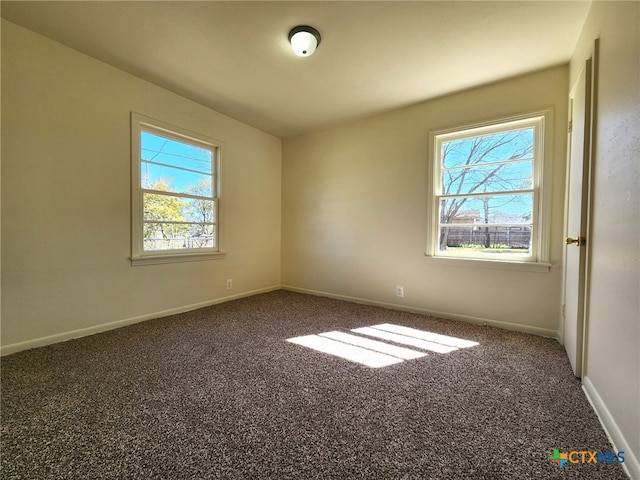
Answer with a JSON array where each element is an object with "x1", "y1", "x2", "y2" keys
[
  {"x1": 424, "y1": 255, "x2": 551, "y2": 273},
  {"x1": 131, "y1": 251, "x2": 226, "y2": 266}
]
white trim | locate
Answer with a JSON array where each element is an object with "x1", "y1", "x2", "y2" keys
[
  {"x1": 427, "y1": 109, "x2": 554, "y2": 266},
  {"x1": 131, "y1": 251, "x2": 226, "y2": 266},
  {"x1": 424, "y1": 255, "x2": 552, "y2": 273},
  {"x1": 582, "y1": 376, "x2": 639, "y2": 480},
  {"x1": 2, "y1": 284, "x2": 560, "y2": 355},
  {"x1": 0, "y1": 286, "x2": 280, "y2": 357},
  {"x1": 130, "y1": 112, "x2": 223, "y2": 264},
  {"x1": 281, "y1": 285, "x2": 559, "y2": 339}
]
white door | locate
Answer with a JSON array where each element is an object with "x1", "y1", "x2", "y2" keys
[{"x1": 563, "y1": 45, "x2": 597, "y2": 378}]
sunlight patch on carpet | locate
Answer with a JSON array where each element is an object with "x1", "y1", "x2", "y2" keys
[
  {"x1": 287, "y1": 334, "x2": 404, "y2": 368},
  {"x1": 287, "y1": 323, "x2": 479, "y2": 368},
  {"x1": 351, "y1": 327, "x2": 458, "y2": 354},
  {"x1": 368, "y1": 324, "x2": 479, "y2": 349},
  {"x1": 319, "y1": 331, "x2": 426, "y2": 360}
]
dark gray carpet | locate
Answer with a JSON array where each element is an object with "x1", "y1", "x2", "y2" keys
[{"x1": 1, "y1": 290, "x2": 628, "y2": 479}]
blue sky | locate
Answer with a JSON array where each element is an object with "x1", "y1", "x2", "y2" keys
[
  {"x1": 140, "y1": 131, "x2": 213, "y2": 196},
  {"x1": 440, "y1": 127, "x2": 534, "y2": 222}
]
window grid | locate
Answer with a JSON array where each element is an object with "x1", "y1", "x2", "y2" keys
[
  {"x1": 131, "y1": 113, "x2": 222, "y2": 264},
  {"x1": 430, "y1": 115, "x2": 546, "y2": 263}
]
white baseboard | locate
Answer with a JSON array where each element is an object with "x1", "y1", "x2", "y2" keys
[
  {"x1": 1, "y1": 284, "x2": 561, "y2": 355},
  {"x1": 281, "y1": 285, "x2": 559, "y2": 339},
  {"x1": 582, "y1": 376, "x2": 639, "y2": 479},
  {"x1": 0, "y1": 285, "x2": 280, "y2": 357}
]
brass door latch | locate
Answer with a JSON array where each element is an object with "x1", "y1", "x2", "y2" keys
[{"x1": 566, "y1": 236, "x2": 586, "y2": 247}]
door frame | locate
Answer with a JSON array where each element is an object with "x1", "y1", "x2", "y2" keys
[{"x1": 562, "y1": 39, "x2": 599, "y2": 378}]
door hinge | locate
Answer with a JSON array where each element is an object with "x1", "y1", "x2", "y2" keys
[{"x1": 568, "y1": 120, "x2": 572, "y2": 133}]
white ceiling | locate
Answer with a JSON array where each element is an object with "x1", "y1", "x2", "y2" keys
[{"x1": 1, "y1": 1, "x2": 591, "y2": 138}]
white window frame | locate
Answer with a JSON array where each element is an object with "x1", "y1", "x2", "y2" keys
[
  {"x1": 130, "y1": 112, "x2": 224, "y2": 266},
  {"x1": 426, "y1": 111, "x2": 552, "y2": 272}
]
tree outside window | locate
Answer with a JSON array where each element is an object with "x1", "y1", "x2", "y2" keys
[
  {"x1": 430, "y1": 114, "x2": 546, "y2": 262},
  {"x1": 130, "y1": 113, "x2": 221, "y2": 264}
]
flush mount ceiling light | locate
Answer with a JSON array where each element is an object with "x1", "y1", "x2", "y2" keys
[{"x1": 288, "y1": 25, "x2": 321, "y2": 57}]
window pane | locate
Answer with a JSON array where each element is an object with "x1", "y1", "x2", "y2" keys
[
  {"x1": 442, "y1": 127, "x2": 534, "y2": 169},
  {"x1": 132, "y1": 114, "x2": 221, "y2": 260},
  {"x1": 141, "y1": 131, "x2": 212, "y2": 173},
  {"x1": 439, "y1": 193, "x2": 533, "y2": 225},
  {"x1": 442, "y1": 159, "x2": 533, "y2": 195},
  {"x1": 431, "y1": 115, "x2": 545, "y2": 262},
  {"x1": 438, "y1": 225, "x2": 532, "y2": 253},
  {"x1": 143, "y1": 224, "x2": 215, "y2": 251},
  {"x1": 141, "y1": 163, "x2": 213, "y2": 197},
  {"x1": 183, "y1": 198, "x2": 216, "y2": 224},
  {"x1": 143, "y1": 193, "x2": 216, "y2": 224}
]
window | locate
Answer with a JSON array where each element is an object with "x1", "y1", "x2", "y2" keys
[
  {"x1": 131, "y1": 113, "x2": 223, "y2": 265},
  {"x1": 428, "y1": 113, "x2": 550, "y2": 266}
]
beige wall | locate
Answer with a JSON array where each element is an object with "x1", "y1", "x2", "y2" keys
[
  {"x1": 1, "y1": 20, "x2": 282, "y2": 352},
  {"x1": 282, "y1": 66, "x2": 568, "y2": 337},
  {"x1": 570, "y1": 2, "x2": 640, "y2": 477},
  {"x1": 2, "y1": 5, "x2": 638, "y2": 474}
]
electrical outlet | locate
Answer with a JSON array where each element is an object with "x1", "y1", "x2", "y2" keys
[
  {"x1": 396, "y1": 285, "x2": 404, "y2": 298},
  {"x1": 226, "y1": 279, "x2": 233, "y2": 290}
]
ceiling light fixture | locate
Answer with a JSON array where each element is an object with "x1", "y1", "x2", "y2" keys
[{"x1": 288, "y1": 25, "x2": 321, "y2": 57}]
